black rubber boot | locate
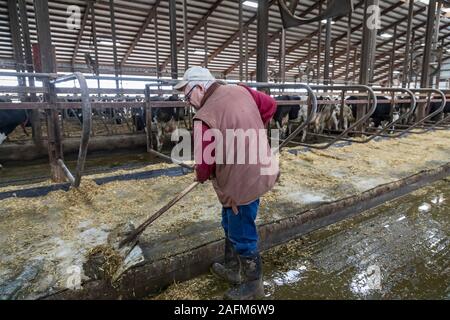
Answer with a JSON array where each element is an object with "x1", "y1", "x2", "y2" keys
[
  {"x1": 210, "y1": 238, "x2": 241, "y2": 285},
  {"x1": 224, "y1": 253, "x2": 264, "y2": 300}
]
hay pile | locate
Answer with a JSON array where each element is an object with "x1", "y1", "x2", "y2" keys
[{"x1": 84, "y1": 245, "x2": 122, "y2": 280}]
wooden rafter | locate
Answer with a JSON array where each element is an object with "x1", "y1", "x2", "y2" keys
[
  {"x1": 160, "y1": 0, "x2": 225, "y2": 71},
  {"x1": 223, "y1": 0, "x2": 321, "y2": 76},
  {"x1": 333, "y1": 6, "x2": 442, "y2": 81},
  {"x1": 120, "y1": 0, "x2": 161, "y2": 66},
  {"x1": 203, "y1": 0, "x2": 277, "y2": 67}
]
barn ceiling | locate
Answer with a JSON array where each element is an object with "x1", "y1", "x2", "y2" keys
[{"x1": 0, "y1": 0, "x2": 449, "y2": 84}]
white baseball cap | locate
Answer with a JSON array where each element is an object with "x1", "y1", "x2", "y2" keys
[{"x1": 174, "y1": 66, "x2": 216, "y2": 91}]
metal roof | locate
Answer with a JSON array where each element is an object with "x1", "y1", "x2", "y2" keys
[{"x1": 0, "y1": 0, "x2": 449, "y2": 83}]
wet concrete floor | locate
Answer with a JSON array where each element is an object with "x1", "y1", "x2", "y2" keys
[{"x1": 155, "y1": 179, "x2": 450, "y2": 300}]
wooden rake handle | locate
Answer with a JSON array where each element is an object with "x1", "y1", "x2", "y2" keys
[{"x1": 119, "y1": 181, "x2": 200, "y2": 248}]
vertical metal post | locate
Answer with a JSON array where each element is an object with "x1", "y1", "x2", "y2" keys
[
  {"x1": 239, "y1": 0, "x2": 244, "y2": 81},
  {"x1": 245, "y1": 27, "x2": 249, "y2": 82},
  {"x1": 317, "y1": 1, "x2": 323, "y2": 85},
  {"x1": 7, "y1": 0, "x2": 26, "y2": 96},
  {"x1": 34, "y1": 0, "x2": 65, "y2": 182},
  {"x1": 356, "y1": 0, "x2": 379, "y2": 131},
  {"x1": 18, "y1": 0, "x2": 42, "y2": 147},
  {"x1": 421, "y1": 0, "x2": 437, "y2": 88},
  {"x1": 169, "y1": 0, "x2": 178, "y2": 80},
  {"x1": 435, "y1": 38, "x2": 444, "y2": 89},
  {"x1": 324, "y1": 0, "x2": 332, "y2": 85},
  {"x1": 183, "y1": 0, "x2": 189, "y2": 71},
  {"x1": 256, "y1": 0, "x2": 269, "y2": 84},
  {"x1": 204, "y1": 22, "x2": 208, "y2": 68},
  {"x1": 402, "y1": 0, "x2": 414, "y2": 88},
  {"x1": 419, "y1": 0, "x2": 437, "y2": 119},
  {"x1": 389, "y1": 25, "x2": 397, "y2": 86},
  {"x1": 279, "y1": 28, "x2": 286, "y2": 84},
  {"x1": 352, "y1": 48, "x2": 357, "y2": 82},
  {"x1": 345, "y1": 12, "x2": 352, "y2": 84},
  {"x1": 410, "y1": 30, "x2": 415, "y2": 88},
  {"x1": 430, "y1": 1, "x2": 441, "y2": 87},
  {"x1": 307, "y1": 40, "x2": 312, "y2": 83},
  {"x1": 89, "y1": 1, "x2": 100, "y2": 94},
  {"x1": 360, "y1": 0, "x2": 379, "y2": 85},
  {"x1": 154, "y1": 12, "x2": 161, "y2": 95},
  {"x1": 154, "y1": 13, "x2": 161, "y2": 79},
  {"x1": 109, "y1": 0, "x2": 120, "y2": 91},
  {"x1": 331, "y1": 43, "x2": 336, "y2": 83}
]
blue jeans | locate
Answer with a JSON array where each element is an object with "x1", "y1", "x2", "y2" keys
[{"x1": 221, "y1": 199, "x2": 260, "y2": 257}]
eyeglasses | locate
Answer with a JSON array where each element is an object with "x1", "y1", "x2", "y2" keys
[{"x1": 184, "y1": 85, "x2": 199, "y2": 104}]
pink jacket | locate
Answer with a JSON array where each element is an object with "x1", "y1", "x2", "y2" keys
[
  {"x1": 195, "y1": 85, "x2": 277, "y2": 182},
  {"x1": 193, "y1": 84, "x2": 278, "y2": 212}
]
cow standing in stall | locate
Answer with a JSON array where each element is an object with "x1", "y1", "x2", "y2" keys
[
  {"x1": 272, "y1": 95, "x2": 301, "y2": 139},
  {"x1": 132, "y1": 95, "x2": 185, "y2": 151},
  {"x1": 427, "y1": 97, "x2": 450, "y2": 122},
  {"x1": 346, "y1": 95, "x2": 399, "y2": 129},
  {"x1": 0, "y1": 96, "x2": 32, "y2": 169}
]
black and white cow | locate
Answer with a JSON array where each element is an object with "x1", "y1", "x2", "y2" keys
[
  {"x1": 132, "y1": 95, "x2": 185, "y2": 151},
  {"x1": 0, "y1": 108, "x2": 30, "y2": 145},
  {"x1": 428, "y1": 97, "x2": 450, "y2": 122},
  {"x1": 346, "y1": 95, "x2": 399, "y2": 128},
  {"x1": 273, "y1": 95, "x2": 302, "y2": 138}
]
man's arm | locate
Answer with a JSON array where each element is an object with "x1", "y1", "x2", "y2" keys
[
  {"x1": 195, "y1": 121, "x2": 216, "y2": 183},
  {"x1": 240, "y1": 85, "x2": 277, "y2": 125}
]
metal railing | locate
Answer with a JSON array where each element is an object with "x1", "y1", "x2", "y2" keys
[{"x1": 50, "y1": 72, "x2": 92, "y2": 187}]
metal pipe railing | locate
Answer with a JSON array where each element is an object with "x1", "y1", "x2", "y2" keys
[
  {"x1": 404, "y1": 88, "x2": 447, "y2": 134},
  {"x1": 51, "y1": 72, "x2": 92, "y2": 188},
  {"x1": 328, "y1": 87, "x2": 418, "y2": 141},
  {"x1": 281, "y1": 85, "x2": 378, "y2": 149}
]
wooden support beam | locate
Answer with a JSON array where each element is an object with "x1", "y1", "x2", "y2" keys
[
  {"x1": 333, "y1": 4, "x2": 428, "y2": 80},
  {"x1": 120, "y1": 0, "x2": 161, "y2": 66},
  {"x1": 205, "y1": 0, "x2": 276, "y2": 67},
  {"x1": 204, "y1": 22, "x2": 208, "y2": 68},
  {"x1": 420, "y1": 0, "x2": 437, "y2": 89},
  {"x1": 34, "y1": 0, "x2": 65, "y2": 183},
  {"x1": 256, "y1": 0, "x2": 269, "y2": 83},
  {"x1": 360, "y1": 0, "x2": 379, "y2": 85},
  {"x1": 239, "y1": 0, "x2": 244, "y2": 81},
  {"x1": 18, "y1": 0, "x2": 43, "y2": 147},
  {"x1": 316, "y1": 1, "x2": 323, "y2": 84},
  {"x1": 89, "y1": 0, "x2": 100, "y2": 92},
  {"x1": 225, "y1": 0, "x2": 321, "y2": 77},
  {"x1": 372, "y1": 26, "x2": 450, "y2": 82},
  {"x1": 7, "y1": 0, "x2": 26, "y2": 90},
  {"x1": 283, "y1": 0, "x2": 399, "y2": 77},
  {"x1": 402, "y1": 0, "x2": 414, "y2": 87},
  {"x1": 154, "y1": 13, "x2": 161, "y2": 78},
  {"x1": 169, "y1": 0, "x2": 178, "y2": 79},
  {"x1": 161, "y1": 0, "x2": 225, "y2": 71},
  {"x1": 324, "y1": 1, "x2": 332, "y2": 85},
  {"x1": 183, "y1": 0, "x2": 189, "y2": 70},
  {"x1": 388, "y1": 24, "x2": 398, "y2": 86},
  {"x1": 72, "y1": 2, "x2": 90, "y2": 66},
  {"x1": 347, "y1": 21, "x2": 450, "y2": 84},
  {"x1": 109, "y1": 0, "x2": 120, "y2": 90}
]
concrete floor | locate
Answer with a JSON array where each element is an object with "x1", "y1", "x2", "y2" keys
[{"x1": 156, "y1": 179, "x2": 450, "y2": 300}]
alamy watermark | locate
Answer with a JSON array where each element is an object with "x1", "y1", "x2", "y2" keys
[
  {"x1": 170, "y1": 124, "x2": 280, "y2": 176},
  {"x1": 366, "y1": 4, "x2": 381, "y2": 30},
  {"x1": 66, "y1": 5, "x2": 81, "y2": 30}
]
